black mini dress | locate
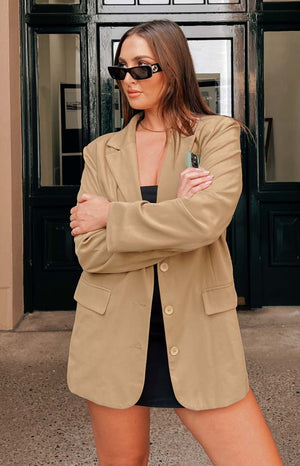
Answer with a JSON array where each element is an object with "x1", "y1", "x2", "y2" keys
[{"x1": 136, "y1": 185, "x2": 183, "y2": 408}]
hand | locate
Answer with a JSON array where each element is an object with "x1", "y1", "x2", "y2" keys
[
  {"x1": 70, "y1": 193, "x2": 110, "y2": 236},
  {"x1": 177, "y1": 167, "x2": 213, "y2": 198}
]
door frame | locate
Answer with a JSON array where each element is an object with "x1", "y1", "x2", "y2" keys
[
  {"x1": 21, "y1": 0, "x2": 264, "y2": 310},
  {"x1": 247, "y1": 5, "x2": 300, "y2": 305}
]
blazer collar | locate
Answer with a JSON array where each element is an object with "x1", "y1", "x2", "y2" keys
[
  {"x1": 105, "y1": 115, "x2": 141, "y2": 202},
  {"x1": 105, "y1": 114, "x2": 197, "y2": 202}
]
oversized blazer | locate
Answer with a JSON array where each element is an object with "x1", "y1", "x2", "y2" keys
[{"x1": 67, "y1": 113, "x2": 249, "y2": 410}]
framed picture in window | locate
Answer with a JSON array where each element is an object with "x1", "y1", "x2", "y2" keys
[
  {"x1": 59, "y1": 83, "x2": 83, "y2": 185},
  {"x1": 60, "y1": 83, "x2": 82, "y2": 155},
  {"x1": 197, "y1": 73, "x2": 220, "y2": 114},
  {"x1": 264, "y1": 117, "x2": 273, "y2": 162}
]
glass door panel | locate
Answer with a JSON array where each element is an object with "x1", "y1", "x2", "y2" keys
[
  {"x1": 264, "y1": 31, "x2": 300, "y2": 182},
  {"x1": 103, "y1": 0, "x2": 134, "y2": 3},
  {"x1": 109, "y1": 39, "x2": 231, "y2": 127},
  {"x1": 36, "y1": 0, "x2": 80, "y2": 4},
  {"x1": 174, "y1": 0, "x2": 204, "y2": 3},
  {"x1": 139, "y1": 0, "x2": 169, "y2": 4},
  {"x1": 37, "y1": 33, "x2": 82, "y2": 186},
  {"x1": 182, "y1": 25, "x2": 244, "y2": 121},
  {"x1": 188, "y1": 39, "x2": 232, "y2": 115},
  {"x1": 101, "y1": 26, "x2": 241, "y2": 133}
]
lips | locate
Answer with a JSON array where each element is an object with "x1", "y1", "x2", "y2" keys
[{"x1": 127, "y1": 89, "x2": 142, "y2": 97}]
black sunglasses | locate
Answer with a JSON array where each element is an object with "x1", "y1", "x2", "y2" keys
[{"x1": 108, "y1": 63, "x2": 162, "y2": 81}]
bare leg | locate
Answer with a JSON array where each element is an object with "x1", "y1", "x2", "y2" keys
[
  {"x1": 87, "y1": 401, "x2": 150, "y2": 466},
  {"x1": 175, "y1": 388, "x2": 283, "y2": 466}
]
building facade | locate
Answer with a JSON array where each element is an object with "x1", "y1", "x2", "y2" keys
[{"x1": 0, "y1": 0, "x2": 299, "y2": 329}]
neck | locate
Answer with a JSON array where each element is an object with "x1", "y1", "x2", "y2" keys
[
  {"x1": 140, "y1": 122, "x2": 167, "y2": 133},
  {"x1": 141, "y1": 110, "x2": 168, "y2": 132}
]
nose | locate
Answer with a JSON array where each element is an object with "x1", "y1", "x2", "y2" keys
[{"x1": 123, "y1": 70, "x2": 136, "y2": 83}]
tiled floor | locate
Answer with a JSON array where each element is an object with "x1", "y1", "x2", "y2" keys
[{"x1": 0, "y1": 307, "x2": 299, "y2": 465}]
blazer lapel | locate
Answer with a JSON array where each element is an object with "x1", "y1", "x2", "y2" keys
[
  {"x1": 105, "y1": 115, "x2": 142, "y2": 202},
  {"x1": 157, "y1": 130, "x2": 196, "y2": 202},
  {"x1": 105, "y1": 115, "x2": 198, "y2": 203}
]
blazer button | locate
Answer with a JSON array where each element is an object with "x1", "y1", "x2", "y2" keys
[
  {"x1": 170, "y1": 346, "x2": 179, "y2": 356},
  {"x1": 164, "y1": 305, "x2": 174, "y2": 316},
  {"x1": 160, "y1": 262, "x2": 169, "y2": 272}
]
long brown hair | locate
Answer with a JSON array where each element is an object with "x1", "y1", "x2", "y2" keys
[{"x1": 114, "y1": 20, "x2": 215, "y2": 136}]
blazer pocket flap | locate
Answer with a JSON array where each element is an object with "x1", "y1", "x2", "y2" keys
[
  {"x1": 202, "y1": 282, "x2": 237, "y2": 315},
  {"x1": 74, "y1": 279, "x2": 111, "y2": 315}
]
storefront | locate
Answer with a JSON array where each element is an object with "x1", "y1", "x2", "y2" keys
[{"x1": 0, "y1": 0, "x2": 299, "y2": 328}]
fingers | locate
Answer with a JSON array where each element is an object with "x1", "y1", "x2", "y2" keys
[
  {"x1": 69, "y1": 196, "x2": 87, "y2": 224},
  {"x1": 78, "y1": 193, "x2": 93, "y2": 203},
  {"x1": 70, "y1": 226, "x2": 89, "y2": 236},
  {"x1": 69, "y1": 218, "x2": 89, "y2": 236},
  {"x1": 70, "y1": 226, "x2": 82, "y2": 236},
  {"x1": 188, "y1": 179, "x2": 212, "y2": 196},
  {"x1": 180, "y1": 167, "x2": 210, "y2": 179},
  {"x1": 69, "y1": 206, "x2": 86, "y2": 235},
  {"x1": 69, "y1": 194, "x2": 110, "y2": 235},
  {"x1": 70, "y1": 194, "x2": 87, "y2": 214},
  {"x1": 177, "y1": 167, "x2": 213, "y2": 198},
  {"x1": 79, "y1": 193, "x2": 89, "y2": 201},
  {"x1": 69, "y1": 204, "x2": 80, "y2": 235},
  {"x1": 187, "y1": 174, "x2": 213, "y2": 189}
]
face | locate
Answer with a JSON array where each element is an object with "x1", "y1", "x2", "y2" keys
[{"x1": 118, "y1": 34, "x2": 166, "y2": 112}]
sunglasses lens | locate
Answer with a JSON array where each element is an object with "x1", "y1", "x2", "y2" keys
[
  {"x1": 108, "y1": 65, "x2": 155, "y2": 80},
  {"x1": 108, "y1": 67, "x2": 126, "y2": 80},
  {"x1": 131, "y1": 66, "x2": 151, "y2": 80}
]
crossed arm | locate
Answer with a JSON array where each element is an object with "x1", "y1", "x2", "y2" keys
[
  {"x1": 69, "y1": 119, "x2": 242, "y2": 274},
  {"x1": 69, "y1": 167, "x2": 213, "y2": 273}
]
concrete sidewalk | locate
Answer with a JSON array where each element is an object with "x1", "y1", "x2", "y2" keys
[{"x1": 0, "y1": 307, "x2": 299, "y2": 465}]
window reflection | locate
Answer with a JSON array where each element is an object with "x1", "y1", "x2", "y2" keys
[
  {"x1": 198, "y1": 75, "x2": 220, "y2": 113},
  {"x1": 208, "y1": 0, "x2": 239, "y2": 3},
  {"x1": 103, "y1": 0, "x2": 134, "y2": 4},
  {"x1": 174, "y1": 0, "x2": 204, "y2": 3},
  {"x1": 36, "y1": 0, "x2": 80, "y2": 4},
  {"x1": 37, "y1": 33, "x2": 82, "y2": 186},
  {"x1": 110, "y1": 38, "x2": 232, "y2": 130},
  {"x1": 264, "y1": 31, "x2": 300, "y2": 182},
  {"x1": 263, "y1": 0, "x2": 298, "y2": 2},
  {"x1": 139, "y1": 0, "x2": 169, "y2": 4},
  {"x1": 188, "y1": 39, "x2": 232, "y2": 116}
]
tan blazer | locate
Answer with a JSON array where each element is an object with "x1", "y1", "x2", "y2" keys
[{"x1": 67, "y1": 113, "x2": 249, "y2": 410}]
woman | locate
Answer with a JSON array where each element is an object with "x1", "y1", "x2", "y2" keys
[{"x1": 68, "y1": 20, "x2": 283, "y2": 466}]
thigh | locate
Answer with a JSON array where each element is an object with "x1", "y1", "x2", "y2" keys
[
  {"x1": 174, "y1": 388, "x2": 283, "y2": 466},
  {"x1": 87, "y1": 401, "x2": 150, "y2": 466}
]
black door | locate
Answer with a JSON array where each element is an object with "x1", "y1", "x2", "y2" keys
[
  {"x1": 100, "y1": 23, "x2": 249, "y2": 305},
  {"x1": 22, "y1": 24, "x2": 89, "y2": 310},
  {"x1": 257, "y1": 23, "x2": 300, "y2": 304},
  {"x1": 22, "y1": 0, "x2": 255, "y2": 310}
]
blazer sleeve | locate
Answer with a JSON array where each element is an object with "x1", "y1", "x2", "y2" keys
[
  {"x1": 106, "y1": 117, "x2": 242, "y2": 254},
  {"x1": 74, "y1": 146, "x2": 179, "y2": 274}
]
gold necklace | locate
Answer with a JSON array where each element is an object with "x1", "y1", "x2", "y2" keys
[{"x1": 139, "y1": 121, "x2": 168, "y2": 133}]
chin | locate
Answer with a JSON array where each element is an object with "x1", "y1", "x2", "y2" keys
[{"x1": 129, "y1": 103, "x2": 145, "y2": 111}]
